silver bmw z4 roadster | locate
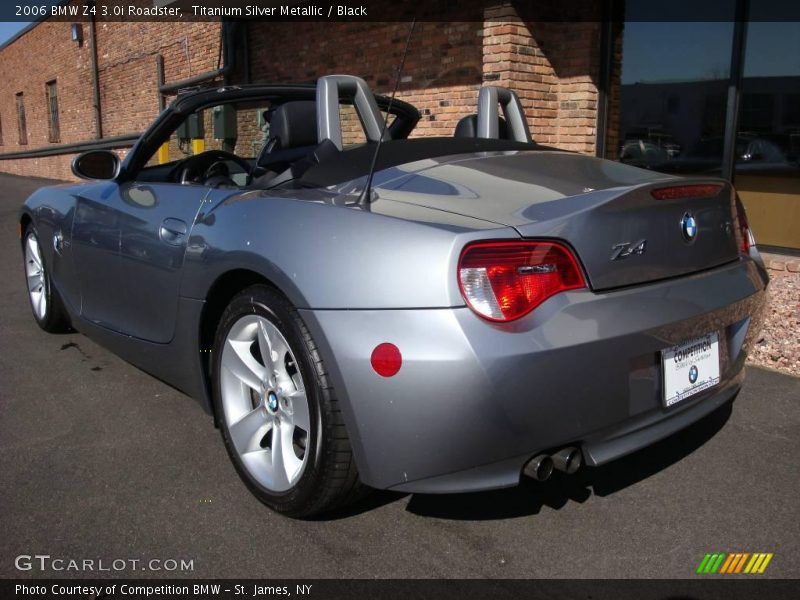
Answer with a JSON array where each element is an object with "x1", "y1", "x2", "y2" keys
[{"x1": 20, "y1": 75, "x2": 768, "y2": 516}]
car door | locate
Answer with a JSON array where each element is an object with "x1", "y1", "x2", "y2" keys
[{"x1": 71, "y1": 180, "x2": 206, "y2": 343}]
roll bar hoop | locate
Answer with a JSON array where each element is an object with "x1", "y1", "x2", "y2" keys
[
  {"x1": 316, "y1": 75, "x2": 390, "y2": 150},
  {"x1": 476, "y1": 86, "x2": 532, "y2": 143}
]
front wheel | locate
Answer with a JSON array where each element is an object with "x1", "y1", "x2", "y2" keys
[
  {"x1": 212, "y1": 284, "x2": 366, "y2": 517},
  {"x1": 22, "y1": 225, "x2": 70, "y2": 333}
]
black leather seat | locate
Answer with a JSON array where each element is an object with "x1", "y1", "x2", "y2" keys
[
  {"x1": 251, "y1": 101, "x2": 320, "y2": 187},
  {"x1": 266, "y1": 101, "x2": 318, "y2": 153},
  {"x1": 453, "y1": 114, "x2": 510, "y2": 139},
  {"x1": 251, "y1": 101, "x2": 341, "y2": 189}
]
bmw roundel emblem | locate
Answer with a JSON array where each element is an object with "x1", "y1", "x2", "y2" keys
[
  {"x1": 681, "y1": 212, "x2": 698, "y2": 242},
  {"x1": 267, "y1": 391, "x2": 279, "y2": 412},
  {"x1": 689, "y1": 365, "x2": 699, "y2": 384}
]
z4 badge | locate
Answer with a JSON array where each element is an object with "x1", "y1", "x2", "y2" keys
[{"x1": 610, "y1": 239, "x2": 647, "y2": 261}]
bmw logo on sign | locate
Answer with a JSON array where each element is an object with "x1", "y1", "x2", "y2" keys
[
  {"x1": 681, "y1": 212, "x2": 698, "y2": 242},
  {"x1": 689, "y1": 365, "x2": 699, "y2": 384}
]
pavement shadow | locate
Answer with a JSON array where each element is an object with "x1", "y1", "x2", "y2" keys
[
  {"x1": 310, "y1": 489, "x2": 409, "y2": 521},
  {"x1": 405, "y1": 400, "x2": 734, "y2": 521}
]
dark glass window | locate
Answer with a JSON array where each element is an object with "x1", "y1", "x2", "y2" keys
[
  {"x1": 734, "y1": 18, "x2": 800, "y2": 249},
  {"x1": 608, "y1": 1, "x2": 800, "y2": 250},
  {"x1": 15, "y1": 92, "x2": 27, "y2": 146},
  {"x1": 613, "y1": 16, "x2": 735, "y2": 174},
  {"x1": 46, "y1": 80, "x2": 60, "y2": 143}
]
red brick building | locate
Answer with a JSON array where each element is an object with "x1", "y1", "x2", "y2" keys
[
  {"x1": 0, "y1": 1, "x2": 605, "y2": 181},
  {"x1": 1, "y1": 1, "x2": 797, "y2": 249}
]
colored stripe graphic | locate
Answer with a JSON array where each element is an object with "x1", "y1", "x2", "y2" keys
[
  {"x1": 696, "y1": 554, "x2": 712, "y2": 574},
  {"x1": 758, "y1": 554, "x2": 774, "y2": 573},
  {"x1": 719, "y1": 554, "x2": 736, "y2": 574},
  {"x1": 697, "y1": 553, "x2": 727, "y2": 573},
  {"x1": 746, "y1": 554, "x2": 763, "y2": 573},
  {"x1": 734, "y1": 553, "x2": 750, "y2": 573},
  {"x1": 699, "y1": 552, "x2": 773, "y2": 574},
  {"x1": 709, "y1": 553, "x2": 726, "y2": 573}
]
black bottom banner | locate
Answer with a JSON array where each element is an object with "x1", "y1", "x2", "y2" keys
[{"x1": 2, "y1": 579, "x2": 799, "y2": 600}]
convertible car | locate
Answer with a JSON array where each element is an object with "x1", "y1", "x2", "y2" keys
[{"x1": 20, "y1": 75, "x2": 768, "y2": 517}]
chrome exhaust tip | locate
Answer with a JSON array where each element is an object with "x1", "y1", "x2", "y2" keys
[
  {"x1": 552, "y1": 447, "x2": 582, "y2": 474},
  {"x1": 523, "y1": 454, "x2": 554, "y2": 482}
]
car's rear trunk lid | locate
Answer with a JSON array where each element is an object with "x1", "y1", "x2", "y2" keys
[
  {"x1": 378, "y1": 150, "x2": 741, "y2": 291},
  {"x1": 513, "y1": 179, "x2": 741, "y2": 291}
]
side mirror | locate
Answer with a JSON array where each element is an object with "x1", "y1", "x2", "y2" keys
[{"x1": 71, "y1": 150, "x2": 120, "y2": 180}]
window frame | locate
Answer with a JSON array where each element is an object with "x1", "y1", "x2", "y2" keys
[
  {"x1": 45, "y1": 79, "x2": 60, "y2": 144},
  {"x1": 15, "y1": 92, "x2": 27, "y2": 146}
]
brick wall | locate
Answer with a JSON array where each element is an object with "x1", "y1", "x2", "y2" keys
[
  {"x1": 0, "y1": 19, "x2": 95, "y2": 152},
  {"x1": 0, "y1": 1, "x2": 96, "y2": 179},
  {"x1": 0, "y1": 5, "x2": 605, "y2": 180},
  {"x1": 0, "y1": 2, "x2": 222, "y2": 180},
  {"x1": 483, "y1": 3, "x2": 601, "y2": 153},
  {"x1": 0, "y1": 155, "x2": 81, "y2": 181},
  {"x1": 604, "y1": 21, "x2": 624, "y2": 160},
  {"x1": 247, "y1": 20, "x2": 485, "y2": 138},
  {"x1": 247, "y1": 11, "x2": 602, "y2": 148},
  {"x1": 94, "y1": 18, "x2": 221, "y2": 137}
]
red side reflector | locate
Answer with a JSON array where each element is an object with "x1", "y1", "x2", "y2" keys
[
  {"x1": 371, "y1": 343, "x2": 402, "y2": 377},
  {"x1": 650, "y1": 184, "x2": 724, "y2": 200}
]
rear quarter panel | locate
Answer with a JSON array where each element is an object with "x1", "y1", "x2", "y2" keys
[{"x1": 179, "y1": 190, "x2": 517, "y2": 309}]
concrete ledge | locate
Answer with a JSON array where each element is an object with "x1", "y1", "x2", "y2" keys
[{"x1": 762, "y1": 253, "x2": 800, "y2": 273}]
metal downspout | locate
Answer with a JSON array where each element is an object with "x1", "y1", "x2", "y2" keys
[{"x1": 89, "y1": 7, "x2": 102, "y2": 139}]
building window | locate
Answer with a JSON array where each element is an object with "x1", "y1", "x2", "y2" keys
[
  {"x1": 46, "y1": 80, "x2": 60, "y2": 143},
  {"x1": 614, "y1": 18, "x2": 735, "y2": 172},
  {"x1": 16, "y1": 92, "x2": 27, "y2": 145},
  {"x1": 739, "y1": 93, "x2": 774, "y2": 134},
  {"x1": 609, "y1": 1, "x2": 800, "y2": 250},
  {"x1": 0, "y1": 114, "x2": 4, "y2": 146},
  {"x1": 734, "y1": 18, "x2": 800, "y2": 250}
]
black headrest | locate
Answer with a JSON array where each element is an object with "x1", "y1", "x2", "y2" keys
[
  {"x1": 269, "y1": 101, "x2": 318, "y2": 150},
  {"x1": 453, "y1": 114, "x2": 510, "y2": 139}
]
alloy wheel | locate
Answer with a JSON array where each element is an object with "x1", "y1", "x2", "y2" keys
[
  {"x1": 219, "y1": 314, "x2": 310, "y2": 493},
  {"x1": 24, "y1": 233, "x2": 47, "y2": 321}
]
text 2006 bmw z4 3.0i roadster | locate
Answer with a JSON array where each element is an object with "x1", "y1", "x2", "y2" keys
[{"x1": 20, "y1": 75, "x2": 768, "y2": 517}]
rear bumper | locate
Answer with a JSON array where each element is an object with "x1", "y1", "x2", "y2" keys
[
  {"x1": 580, "y1": 371, "x2": 742, "y2": 467},
  {"x1": 300, "y1": 257, "x2": 767, "y2": 493}
]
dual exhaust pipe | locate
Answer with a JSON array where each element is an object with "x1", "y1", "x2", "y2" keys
[{"x1": 523, "y1": 447, "x2": 582, "y2": 482}]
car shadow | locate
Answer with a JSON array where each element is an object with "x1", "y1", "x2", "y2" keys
[
  {"x1": 404, "y1": 400, "x2": 734, "y2": 521},
  {"x1": 310, "y1": 489, "x2": 409, "y2": 521}
]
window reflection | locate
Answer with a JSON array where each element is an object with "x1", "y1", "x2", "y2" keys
[
  {"x1": 615, "y1": 19, "x2": 735, "y2": 174},
  {"x1": 610, "y1": 2, "x2": 800, "y2": 249},
  {"x1": 735, "y1": 18, "x2": 800, "y2": 249}
]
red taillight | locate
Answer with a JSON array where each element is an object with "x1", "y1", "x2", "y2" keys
[
  {"x1": 651, "y1": 184, "x2": 724, "y2": 200},
  {"x1": 458, "y1": 241, "x2": 586, "y2": 322},
  {"x1": 734, "y1": 197, "x2": 753, "y2": 254}
]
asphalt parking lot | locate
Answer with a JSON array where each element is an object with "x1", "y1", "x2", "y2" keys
[{"x1": 1, "y1": 172, "x2": 799, "y2": 580}]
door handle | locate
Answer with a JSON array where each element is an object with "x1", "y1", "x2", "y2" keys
[
  {"x1": 159, "y1": 218, "x2": 188, "y2": 246},
  {"x1": 53, "y1": 230, "x2": 65, "y2": 254}
]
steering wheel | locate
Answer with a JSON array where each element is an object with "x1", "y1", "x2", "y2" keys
[{"x1": 177, "y1": 150, "x2": 252, "y2": 186}]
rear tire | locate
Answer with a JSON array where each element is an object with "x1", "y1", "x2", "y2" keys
[
  {"x1": 22, "y1": 225, "x2": 70, "y2": 333},
  {"x1": 211, "y1": 284, "x2": 367, "y2": 517}
]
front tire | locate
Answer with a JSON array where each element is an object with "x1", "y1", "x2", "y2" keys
[
  {"x1": 212, "y1": 284, "x2": 366, "y2": 517},
  {"x1": 22, "y1": 225, "x2": 70, "y2": 333}
]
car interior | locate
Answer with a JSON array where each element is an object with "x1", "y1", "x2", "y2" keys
[{"x1": 135, "y1": 77, "x2": 536, "y2": 192}]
